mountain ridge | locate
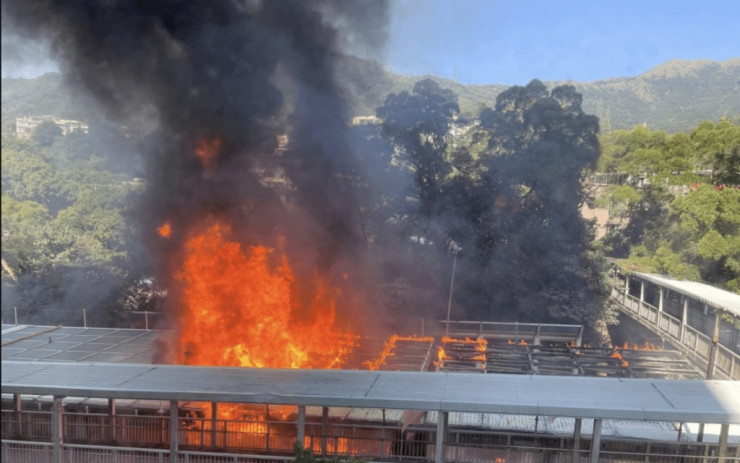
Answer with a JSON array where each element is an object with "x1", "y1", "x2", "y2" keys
[{"x1": 3, "y1": 58, "x2": 739, "y2": 135}]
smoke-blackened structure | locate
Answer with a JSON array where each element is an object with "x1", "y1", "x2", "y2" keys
[{"x1": 3, "y1": 1, "x2": 392, "y2": 348}]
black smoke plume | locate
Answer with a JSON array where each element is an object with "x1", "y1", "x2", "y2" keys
[{"x1": 2, "y1": 1, "x2": 391, "y2": 332}]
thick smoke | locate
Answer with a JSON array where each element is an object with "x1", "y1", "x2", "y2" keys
[{"x1": 2, "y1": 1, "x2": 391, "y2": 332}]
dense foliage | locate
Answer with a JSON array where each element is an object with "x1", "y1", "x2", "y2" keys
[
  {"x1": 597, "y1": 120, "x2": 740, "y2": 292},
  {"x1": 368, "y1": 79, "x2": 613, "y2": 329},
  {"x1": 1, "y1": 128, "x2": 145, "y2": 325}
]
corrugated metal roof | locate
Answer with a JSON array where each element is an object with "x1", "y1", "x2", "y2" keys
[
  {"x1": 1, "y1": 324, "x2": 158, "y2": 364},
  {"x1": 2, "y1": 360, "x2": 739, "y2": 424},
  {"x1": 632, "y1": 273, "x2": 740, "y2": 316}
]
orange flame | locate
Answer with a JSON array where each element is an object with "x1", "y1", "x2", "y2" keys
[
  {"x1": 610, "y1": 348, "x2": 630, "y2": 368},
  {"x1": 621, "y1": 341, "x2": 661, "y2": 351},
  {"x1": 195, "y1": 137, "x2": 222, "y2": 169},
  {"x1": 365, "y1": 335, "x2": 434, "y2": 371},
  {"x1": 441, "y1": 336, "x2": 487, "y2": 352},
  {"x1": 157, "y1": 222, "x2": 172, "y2": 238},
  {"x1": 506, "y1": 339, "x2": 528, "y2": 346},
  {"x1": 172, "y1": 220, "x2": 357, "y2": 370}
]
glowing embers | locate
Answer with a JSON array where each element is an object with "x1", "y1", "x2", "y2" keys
[
  {"x1": 173, "y1": 220, "x2": 357, "y2": 370},
  {"x1": 194, "y1": 137, "x2": 222, "y2": 169},
  {"x1": 436, "y1": 336, "x2": 487, "y2": 371},
  {"x1": 364, "y1": 335, "x2": 435, "y2": 371},
  {"x1": 157, "y1": 221, "x2": 172, "y2": 238}
]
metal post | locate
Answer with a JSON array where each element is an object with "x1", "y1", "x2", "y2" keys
[
  {"x1": 639, "y1": 281, "x2": 645, "y2": 313},
  {"x1": 83, "y1": 308, "x2": 87, "y2": 327},
  {"x1": 445, "y1": 251, "x2": 458, "y2": 337},
  {"x1": 51, "y1": 396, "x2": 64, "y2": 463},
  {"x1": 658, "y1": 288, "x2": 664, "y2": 313},
  {"x1": 435, "y1": 411, "x2": 448, "y2": 463},
  {"x1": 14, "y1": 306, "x2": 18, "y2": 325},
  {"x1": 571, "y1": 418, "x2": 582, "y2": 463},
  {"x1": 589, "y1": 419, "x2": 602, "y2": 463},
  {"x1": 297, "y1": 405, "x2": 306, "y2": 449},
  {"x1": 706, "y1": 313, "x2": 720, "y2": 380},
  {"x1": 145, "y1": 311, "x2": 150, "y2": 330},
  {"x1": 321, "y1": 406, "x2": 329, "y2": 456},
  {"x1": 718, "y1": 424, "x2": 729, "y2": 459},
  {"x1": 108, "y1": 398, "x2": 117, "y2": 442},
  {"x1": 169, "y1": 401, "x2": 178, "y2": 463},
  {"x1": 624, "y1": 276, "x2": 629, "y2": 299},
  {"x1": 211, "y1": 402, "x2": 218, "y2": 448},
  {"x1": 680, "y1": 298, "x2": 689, "y2": 344},
  {"x1": 14, "y1": 394, "x2": 22, "y2": 438}
]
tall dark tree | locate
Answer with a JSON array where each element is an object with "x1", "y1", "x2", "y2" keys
[
  {"x1": 471, "y1": 80, "x2": 608, "y2": 323},
  {"x1": 377, "y1": 79, "x2": 459, "y2": 226}
]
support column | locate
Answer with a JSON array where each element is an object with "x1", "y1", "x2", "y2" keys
[
  {"x1": 14, "y1": 394, "x2": 22, "y2": 438},
  {"x1": 571, "y1": 418, "x2": 582, "y2": 463},
  {"x1": 169, "y1": 401, "x2": 179, "y2": 463},
  {"x1": 211, "y1": 402, "x2": 218, "y2": 448},
  {"x1": 321, "y1": 406, "x2": 329, "y2": 456},
  {"x1": 589, "y1": 419, "x2": 602, "y2": 463},
  {"x1": 435, "y1": 411, "x2": 448, "y2": 463},
  {"x1": 297, "y1": 405, "x2": 306, "y2": 449},
  {"x1": 680, "y1": 298, "x2": 689, "y2": 343},
  {"x1": 624, "y1": 276, "x2": 630, "y2": 299},
  {"x1": 51, "y1": 396, "x2": 64, "y2": 463},
  {"x1": 658, "y1": 288, "x2": 664, "y2": 312},
  {"x1": 639, "y1": 281, "x2": 645, "y2": 313},
  {"x1": 718, "y1": 424, "x2": 729, "y2": 459},
  {"x1": 108, "y1": 398, "x2": 117, "y2": 442}
]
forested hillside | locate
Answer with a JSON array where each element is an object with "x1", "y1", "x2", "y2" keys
[
  {"x1": 4, "y1": 58, "x2": 739, "y2": 136},
  {"x1": 336, "y1": 56, "x2": 739, "y2": 133}
]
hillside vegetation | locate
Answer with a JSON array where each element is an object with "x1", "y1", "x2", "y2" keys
[{"x1": 337, "y1": 57, "x2": 740, "y2": 133}]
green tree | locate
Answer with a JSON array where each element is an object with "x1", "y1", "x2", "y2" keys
[
  {"x1": 671, "y1": 185, "x2": 740, "y2": 290},
  {"x1": 691, "y1": 120, "x2": 740, "y2": 185},
  {"x1": 377, "y1": 78, "x2": 459, "y2": 223}
]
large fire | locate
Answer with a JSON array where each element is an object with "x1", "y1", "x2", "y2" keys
[{"x1": 169, "y1": 219, "x2": 357, "y2": 370}]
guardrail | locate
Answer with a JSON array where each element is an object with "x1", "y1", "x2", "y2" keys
[
  {"x1": 611, "y1": 288, "x2": 740, "y2": 380},
  {"x1": 434, "y1": 320, "x2": 583, "y2": 345},
  {"x1": 3, "y1": 437, "x2": 737, "y2": 463}
]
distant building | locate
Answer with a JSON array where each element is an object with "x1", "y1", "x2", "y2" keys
[{"x1": 15, "y1": 115, "x2": 89, "y2": 139}]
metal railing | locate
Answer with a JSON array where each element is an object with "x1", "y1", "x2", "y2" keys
[
  {"x1": 611, "y1": 288, "x2": 740, "y2": 380},
  {"x1": 434, "y1": 320, "x2": 583, "y2": 345},
  {"x1": 1, "y1": 440, "x2": 297, "y2": 463},
  {"x1": 3, "y1": 437, "x2": 737, "y2": 463}
]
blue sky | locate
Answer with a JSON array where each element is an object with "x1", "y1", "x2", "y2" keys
[
  {"x1": 3, "y1": 1, "x2": 738, "y2": 84},
  {"x1": 387, "y1": 0, "x2": 740, "y2": 85}
]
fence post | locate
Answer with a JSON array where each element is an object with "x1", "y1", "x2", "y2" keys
[
  {"x1": 321, "y1": 406, "x2": 329, "y2": 456},
  {"x1": 83, "y1": 308, "x2": 87, "y2": 328},
  {"x1": 170, "y1": 401, "x2": 179, "y2": 463},
  {"x1": 51, "y1": 396, "x2": 64, "y2": 463},
  {"x1": 571, "y1": 418, "x2": 582, "y2": 463},
  {"x1": 435, "y1": 411, "x2": 448, "y2": 463},
  {"x1": 211, "y1": 402, "x2": 218, "y2": 448},
  {"x1": 297, "y1": 405, "x2": 306, "y2": 448},
  {"x1": 589, "y1": 419, "x2": 602, "y2": 463}
]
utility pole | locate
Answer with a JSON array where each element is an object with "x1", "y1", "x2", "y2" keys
[{"x1": 445, "y1": 242, "x2": 462, "y2": 336}]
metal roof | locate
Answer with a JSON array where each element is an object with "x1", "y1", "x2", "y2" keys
[
  {"x1": 1, "y1": 324, "x2": 158, "y2": 364},
  {"x1": 632, "y1": 272, "x2": 740, "y2": 316},
  {"x1": 2, "y1": 360, "x2": 739, "y2": 424}
]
